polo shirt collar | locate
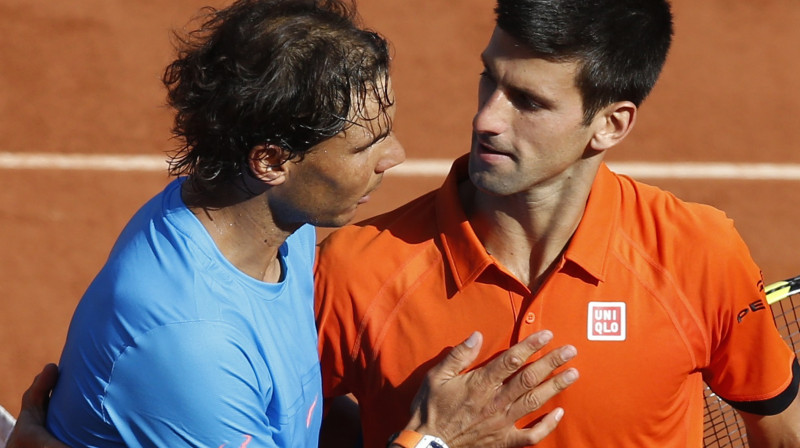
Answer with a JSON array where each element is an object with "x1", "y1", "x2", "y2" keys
[
  {"x1": 434, "y1": 156, "x2": 619, "y2": 290},
  {"x1": 435, "y1": 155, "x2": 494, "y2": 290},
  {"x1": 562, "y1": 163, "x2": 620, "y2": 282}
]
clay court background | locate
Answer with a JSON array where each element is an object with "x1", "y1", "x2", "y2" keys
[{"x1": 1, "y1": 0, "x2": 799, "y2": 416}]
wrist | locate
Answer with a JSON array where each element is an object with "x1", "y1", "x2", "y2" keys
[{"x1": 387, "y1": 430, "x2": 450, "y2": 448}]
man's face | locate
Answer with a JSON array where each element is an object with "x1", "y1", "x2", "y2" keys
[
  {"x1": 468, "y1": 27, "x2": 599, "y2": 197},
  {"x1": 272, "y1": 81, "x2": 405, "y2": 228}
]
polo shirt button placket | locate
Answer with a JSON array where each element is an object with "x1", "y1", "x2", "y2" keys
[{"x1": 516, "y1": 311, "x2": 539, "y2": 341}]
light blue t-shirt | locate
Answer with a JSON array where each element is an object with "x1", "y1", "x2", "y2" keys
[{"x1": 47, "y1": 178, "x2": 322, "y2": 448}]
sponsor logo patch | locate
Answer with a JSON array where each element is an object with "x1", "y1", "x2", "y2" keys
[{"x1": 587, "y1": 302, "x2": 626, "y2": 341}]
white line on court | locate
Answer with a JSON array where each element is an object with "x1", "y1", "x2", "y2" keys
[
  {"x1": 0, "y1": 153, "x2": 168, "y2": 172},
  {"x1": 2, "y1": 152, "x2": 800, "y2": 180}
]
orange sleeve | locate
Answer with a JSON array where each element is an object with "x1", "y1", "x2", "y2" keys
[{"x1": 700, "y1": 221, "x2": 796, "y2": 408}]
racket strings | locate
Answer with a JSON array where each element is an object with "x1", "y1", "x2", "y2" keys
[{"x1": 773, "y1": 295, "x2": 800, "y2": 354}]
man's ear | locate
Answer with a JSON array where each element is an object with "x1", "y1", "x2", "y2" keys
[
  {"x1": 248, "y1": 144, "x2": 290, "y2": 185},
  {"x1": 589, "y1": 101, "x2": 637, "y2": 151}
]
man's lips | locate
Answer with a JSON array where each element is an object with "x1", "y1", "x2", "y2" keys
[
  {"x1": 475, "y1": 138, "x2": 513, "y2": 159},
  {"x1": 358, "y1": 179, "x2": 383, "y2": 204}
]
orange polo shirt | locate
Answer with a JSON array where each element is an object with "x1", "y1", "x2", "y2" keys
[{"x1": 315, "y1": 155, "x2": 797, "y2": 448}]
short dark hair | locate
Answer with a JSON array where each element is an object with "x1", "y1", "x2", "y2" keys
[
  {"x1": 163, "y1": 0, "x2": 392, "y2": 188},
  {"x1": 495, "y1": 0, "x2": 673, "y2": 123}
]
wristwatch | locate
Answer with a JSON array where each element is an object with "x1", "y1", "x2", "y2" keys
[{"x1": 387, "y1": 430, "x2": 450, "y2": 448}]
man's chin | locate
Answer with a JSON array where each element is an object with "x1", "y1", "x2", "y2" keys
[
  {"x1": 310, "y1": 210, "x2": 358, "y2": 229},
  {"x1": 468, "y1": 168, "x2": 517, "y2": 197}
]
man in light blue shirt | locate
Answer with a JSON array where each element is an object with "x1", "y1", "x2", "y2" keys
[
  {"x1": 42, "y1": 0, "x2": 403, "y2": 445},
  {"x1": 48, "y1": 181, "x2": 323, "y2": 447}
]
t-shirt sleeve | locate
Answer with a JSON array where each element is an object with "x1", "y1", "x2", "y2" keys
[
  {"x1": 700, "y1": 226, "x2": 797, "y2": 415},
  {"x1": 104, "y1": 321, "x2": 280, "y2": 448}
]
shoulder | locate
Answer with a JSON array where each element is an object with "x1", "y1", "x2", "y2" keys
[
  {"x1": 615, "y1": 174, "x2": 742, "y2": 255},
  {"x1": 318, "y1": 189, "x2": 440, "y2": 268},
  {"x1": 118, "y1": 321, "x2": 258, "y2": 372},
  {"x1": 609, "y1": 175, "x2": 761, "y2": 309},
  {"x1": 102, "y1": 321, "x2": 267, "y2": 418},
  {"x1": 315, "y1": 189, "x2": 445, "y2": 322},
  {"x1": 612, "y1": 176, "x2": 764, "y2": 317}
]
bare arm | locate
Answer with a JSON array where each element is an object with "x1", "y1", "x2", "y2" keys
[
  {"x1": 740, "y1": 388, "x2": 800, "y2": 447},
  {"x1": 396, "y1": 330, "x2": 578, "y2": 448},
  {"x1": 6, "y1": 364, "x2": 69, "y2": 448}
]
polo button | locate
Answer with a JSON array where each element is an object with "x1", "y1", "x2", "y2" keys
[{"x1": 524, "y1": 312, "x2": 536, "y2": 324}]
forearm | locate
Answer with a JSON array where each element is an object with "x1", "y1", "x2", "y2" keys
[{"x1": 741, "y1": 389, "x2": 800, "y2": 447}]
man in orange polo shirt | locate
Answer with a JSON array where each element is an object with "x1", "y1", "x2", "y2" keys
[{"x1": 315, "y1": 0, "x2": 800, "y2": 446}]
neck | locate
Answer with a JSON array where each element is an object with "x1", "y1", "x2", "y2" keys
[
  {"x1": 182, "y1": 176, "x2": 296, "y2": 283},
  {"x1": 462, "y1": 162, "x2": 600, "y2": 291}
]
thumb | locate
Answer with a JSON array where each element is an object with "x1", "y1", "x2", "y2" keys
[{"x1": 430, "y1": 331, "x2": 483, "y2": 381}]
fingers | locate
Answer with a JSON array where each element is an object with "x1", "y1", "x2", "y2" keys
[
  {"x1": 509, "y1": 407, "x2": 566, "y2": 447},
  {"x1": 427, "y1": 331, "x2": 484, "y2": 381},
  {"x1": 476, "y1": 330, "x2": 554, "y2": 387},
  {"x1": 6, "y1": 364, "x2": 67, "y2": 448},
  {"x1": 407, "y1": 330, "x2": 577, "y2": 448},
  {"x1": 22, "y1": 364, "x2": 59, "y2": 411},
  {"x1": 498, "y1": 344, "x2": 577, "y2": 419},
  {"x1": 508, "y1": 366, "x2": 578, "y2": 423}
]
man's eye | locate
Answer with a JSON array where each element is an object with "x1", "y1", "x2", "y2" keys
[
  {"x1": 510, "y1": 92, "x2": 541, "y2": 111},
  {"x1": 478, "y1": 70, "x2": 496, "y2": 93},
  {"x1": 479, "y1": 69, "x2": 494, "y2": 82}
]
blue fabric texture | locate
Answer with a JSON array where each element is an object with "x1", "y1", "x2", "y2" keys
[{"x1": 47, "y1": 178, "x2": 322, "y2": 448}]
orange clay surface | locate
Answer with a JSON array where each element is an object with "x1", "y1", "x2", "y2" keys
[{"x1": 1, "y1": 0, "x2": 799, "y2": 415}]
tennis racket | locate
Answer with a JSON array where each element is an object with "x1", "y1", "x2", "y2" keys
[{"x1": 702, "y1": 274, "x2": 800, "y2": 447}]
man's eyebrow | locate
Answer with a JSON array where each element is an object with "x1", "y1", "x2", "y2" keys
[
  {"x1": 370, "y1": 128, "x2": 391, "y2": 145},
  {"x1": 480, "y1": 52, "x2": 490, "y2": 69},
  {"x1": 353, "y1": 126, "x2": 391, "y2": 151},
  {"x1": 511, "y1": 84, "x2": 553, "y2": 110}
]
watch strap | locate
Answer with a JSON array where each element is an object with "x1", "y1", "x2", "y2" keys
[
  {"x1": 388, "y1": 430, "x2": 450, "y2": 448},
  {"x1": 388, "y1": 430, "x2": 423, "y2": 448}
]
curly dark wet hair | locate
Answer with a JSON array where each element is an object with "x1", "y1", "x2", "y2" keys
[{"x1": 163, "y1": 0, "x2": 392, "y2": 189}]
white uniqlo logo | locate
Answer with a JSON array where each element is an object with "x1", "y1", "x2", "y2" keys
[{"x1": 587, "y1": 302, "x2": 626, "y2": 341}]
